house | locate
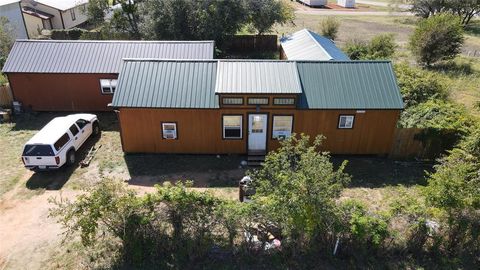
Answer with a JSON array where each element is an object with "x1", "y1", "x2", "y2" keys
[
  {"x1": 111, "y1": 59, "x2": 404, "y2": 155},
  {"x1": 0, "y1": 0, "x2": 28, "y2": 39},
  {"x1": 280, "y1": 29, "x2": 349, "y2": 61},
  {"x1": 297, "y1": 0, "x2": 328, "y2": 8},
  {"x1": 2, "y1": 40, "x2": 215, "y2": 111},
  {"x1": 21, "y1": 0, "x2": 88, "y2": 36}
]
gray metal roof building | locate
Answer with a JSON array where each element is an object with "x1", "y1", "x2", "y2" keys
[
  {"x1": 2, "y1": 40, "x2": 215, "y2": 74},
  {"x1": 112, "y1": 59, "x2": 403, "y2": 110},
  {"x1": 215, "y1": 60, "x2": 302, "y2": 94},
  {"x1": 280, "y1": 29, "x2": 350, "y2": 61}
]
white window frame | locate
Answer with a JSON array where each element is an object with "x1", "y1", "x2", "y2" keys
[
  {"x1": 272, "y1": 115, "x2": 293, "y2": 139},
  {"x1": 222, "y1": 97, "x2": 243, "y2": 105},
  {"x1": 100, "y1": 79, "x2": 117, "y2": 94},
  {"x1": 70, "y1": 9, "x2": 76, "y2": 21},
  {"x1": 273, "y1": 97, "x2": 295, "y2": 105},
  {"x1": 162, "y1": 122, "x2": 177, "y2": 140},
  {"x1": 247, "y1": 97, "x2": 269, "y2": 105},
  {"x1": 338, "y1": 115, "x2": 355, "y2": 129},
  {"x1": 222, "y1": 115, "x2": 243, "y2": 139}
]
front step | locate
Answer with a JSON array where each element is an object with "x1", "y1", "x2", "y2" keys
[{"x1": 247, "y1": 152, "x2": 265, "y2": 166}]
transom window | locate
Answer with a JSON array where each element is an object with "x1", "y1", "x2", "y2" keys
[
  {"x1": 223, "y1": 115, "x2": 242, "y2": 139},
  {"x1": 222, "y1": 97, "x2": 243, "y2": 105},
  {"x1": 272, "y1": 116, "x2": 293, "y2": 139},
  {"x1": 273, "y1": 98, "x2": 295, "y2": 105},
  {"x1": 248, "y1": 97, "x2": 269, "y2": 105},
  {"x1": 338, "y1": 115, "x2": 355, "y2": 129},
  {"x1": 162, "y1": 123, "x2": 177, "y2": 139},
  {"x1": 100, "y1": 79, "x2": 117, "y2": 94}
]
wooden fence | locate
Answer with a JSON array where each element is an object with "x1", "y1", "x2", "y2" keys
[
  {"x1": 389, "y1": 128, "x2": 425, "y2": 159},
  {"x1": 0, "y1": 84, "x2": 13, "y2": 107},
  {"x1": 223, "y1": 35, "x2": 278, "y2": 52}
]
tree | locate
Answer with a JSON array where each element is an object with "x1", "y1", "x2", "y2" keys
[
  {"x1": 410, "y1": 0, "x2": 480, "y2": 26},
  {"x1": 0, "y1": 17, "x2": 14, "y2": 70},
  {"x1": 247, "y1": 0, "x2": 294, "y2": 35},
  {"x1": 249, "y1": 134, "x2": 351, "y2": 251},
  {"x1": 394, "y1": 64, "x2": 448, "y2": 108},
  {"x1": 319, "y1": 17, "x2": 340, "y2": 40},
  {"x1": 409, "y1": 14, "x2": 464, "y2": 67},
  {"x1": 86, "y1": 0, "x2": 110, "y2": 26}
]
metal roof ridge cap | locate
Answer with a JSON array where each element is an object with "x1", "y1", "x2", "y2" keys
[
  {"x1": 295, "y1": 60, "x2": 392, "y2": 63},
  {"x1": 304, "y1": 29, "x2": 333, "y2": 60},
  {"x1": 13, "y1": 39, "x2": 215, "y2": 44},
  {"x1": 121, "y1": 58, "x2": 219, "y2": 62}
]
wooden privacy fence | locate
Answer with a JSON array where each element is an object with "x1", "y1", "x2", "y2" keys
[
  {"x1": 223, "y1": 35, "x2": 278, "y2": 52},
  {"x1": 389, "y1": 128, "x2": 425, "y2": 159},
  {"x1": 0, "y1": 84, "x2": 13, "y2": 107}
]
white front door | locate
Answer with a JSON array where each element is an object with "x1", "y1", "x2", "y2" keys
[{"x1": 248, "y1": 114, "x2": 267, "y2": 152}]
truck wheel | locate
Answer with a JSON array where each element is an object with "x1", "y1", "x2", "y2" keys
[
  {"x1": 92, "y1": 122, "x2": 100, "y2": 137},
  {"x1": 66, "y1": 149, "x2": 76, "y2": 166}
]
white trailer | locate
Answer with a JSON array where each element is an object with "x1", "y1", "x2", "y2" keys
[
  {"x1": 337, "y1": 0, "x2": 355, "y2": 8},
  {"x1": 298, "y1": 0, "x2": 328, "y2": 7}
]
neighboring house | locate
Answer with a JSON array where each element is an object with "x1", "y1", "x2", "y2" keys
[
  {"x1": 2, "y1": 40, "x2": 215, "y2": 111},
  {"x1": 111, "y1": 60, "x2": 403, "y2": 155},
  {"x1": 0, "y1": 0, "x2": 28, "y2": 39},
  {"x1": 21, "y1": 0, "x2": 88, "y2": 35},
  {"x1": 280, "y1": 29, "x2": 349, "y2": 61}
]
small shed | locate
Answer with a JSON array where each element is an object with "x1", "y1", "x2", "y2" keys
[
  {"x1": 338, "y1": 0, "x2": 355, "y2": 8},
  {"x1": 280, "y1": 29, "x2": 349, "y2": 61},
  {"x1": 298, "y1": 0, "x2": 328, "y2": 7}
]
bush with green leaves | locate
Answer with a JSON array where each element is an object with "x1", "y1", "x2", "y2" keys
[
  {"x1": 394, "y1": 64, "x2": 448, "y2": 108},
  {"x1": 319, "y1": 17, "x2": 340, "y2": 40},
  {"x1": 344, "y1": 34, "x2": 396, "y2": 60},
  {"x1": 409, "y1": 14, "x2": 464, "y2": 67},
  {"x1": 0, "y1": 17, "x2": 14, "y2": 71},
  {"x1": 249, "y1": 134, "x2": 351, "y2": 252}
]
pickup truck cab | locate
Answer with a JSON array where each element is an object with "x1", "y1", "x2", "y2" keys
[{"x1": 22, "y1": 114, "x2": 100, "y2": 171}]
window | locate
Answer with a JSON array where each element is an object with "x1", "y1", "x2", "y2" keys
[
  {"x1": 69, "y1": 124, "x2": 79, "y2": 136},
  {"x1": 54, "y1": 133, "x2": 71, "y2": 151},
  {"x1": 222, "y1": 97, "x2": 243, "y2": 105},
  {"x1": 248, "y1": 97, "x2": 268, "y2": 105},
  {"x1": 223, "y1": 115, "x2": 242, "y2": 139},
  {"x1": 272, "y1": 116, "x2": 293, "y2": 139},
  {"x1": 338, "y1": 115, "x2": 355, "y2": 129},
  {"x1": 100, "y1": 79, "x2": 117, "y2": 94},
  {"x1": 70, "y1": 9, "x2": 76, "y2": 21},
  {"x1": 76, "y1": 119, "x2": 88, "y2": 129},
  {"x1": 162, "y1": 122, "x2": 177, "y2": 139},
  {"x1": 23, "y1": 145, "x2": 54, "y2": 156},
  {"x1": 273, "y1": 98, "x2": 295, "y2": 105}
]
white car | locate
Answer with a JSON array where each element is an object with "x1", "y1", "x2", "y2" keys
[{"x1": 22, "y1": 114, "x2": 100, "y2": 171}]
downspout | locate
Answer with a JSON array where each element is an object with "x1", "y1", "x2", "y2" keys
[{"x1": 59, "y1": 9, "x2": 65, "y2": 29}]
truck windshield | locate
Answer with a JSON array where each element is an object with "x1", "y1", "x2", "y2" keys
[{"x1": 23, "y1": 145, "x2": 54, "y2": 156}]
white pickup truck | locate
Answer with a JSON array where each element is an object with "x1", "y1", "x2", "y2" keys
[{"x1": 21, "y1": 114, "x2": 100, "y2": 171}]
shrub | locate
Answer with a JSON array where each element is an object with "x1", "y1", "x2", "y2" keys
[
  {"x1": 409, "y1": 14, "x2": 464, "y2": 67},
  {"x1": 249, "y1": 134, "x2": 351, "y2": 252},
  {"x1": 394, "y1": 64, "x2": 448, "y2": 108},
  {"x1": 320, "y1": 17, "x2": 340, "y2": 40},
  {"x1": 51, "y1": 28, "x2": 88, "y2": 40},
  {"x1": 344, "y1": 34, "x2": 396, "y2": 60}
]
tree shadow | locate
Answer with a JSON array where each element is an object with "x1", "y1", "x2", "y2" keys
[
  {"x1": 124, "y1": 154, "x2": 246, "y2": 188},
  {"x1": 332, "y1": 155, "x2": 434, "y2": 188},
  {"x1": 25, "y1": 134, "x2": 102, "y2": 190},
  {"x1": 11, "y1": 111, "x2": 119, "y2": 132}
]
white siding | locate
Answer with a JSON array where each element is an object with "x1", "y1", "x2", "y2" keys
[
  {"x1": 21, "y1": 2, "x2": 62, "y2": 28},
  {"x1": 61, "y1": 4, "x2": 88, "y2": 29},
  {"x1": 0, "y1": 1, "x2": 28, "y2": 39},
  {"x1": 21, "y1": 2, "x2": 88, "y2": 29}
]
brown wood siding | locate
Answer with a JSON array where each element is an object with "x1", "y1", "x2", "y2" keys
[
  {"x1": 118, "y1": 108, "x2": 400, "y2": 155},
  {"x1": 7, "y1": 73, "x2": 117, "y2": 111}
]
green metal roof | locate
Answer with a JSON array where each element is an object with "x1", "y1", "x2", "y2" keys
[
  {"x1": 112, "y1": 60, "x2": 403, "y2": 110},
  {"x1": 111, "y1": 59, "x2": 218, "y2": 109},
  {"x1": 297, "y1": 61, "x2": 404, "y2": 109}
]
